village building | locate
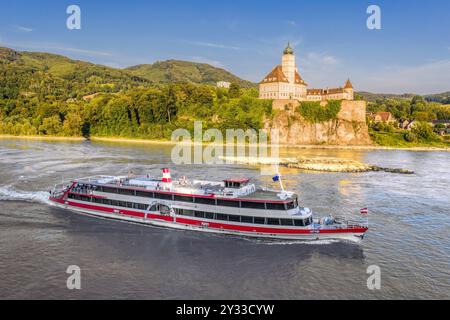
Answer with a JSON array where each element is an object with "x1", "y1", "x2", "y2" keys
[
  {"x1": 369, "y1": 112, "x2": 396, "y2": 124},
  {"x1": 216, "y1": 81, "x2": 231, "y2": 89}
]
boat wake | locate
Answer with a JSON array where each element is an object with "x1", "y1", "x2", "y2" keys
[{"x1": 0, "y1": 185, "x2": 52, "y2": 205}]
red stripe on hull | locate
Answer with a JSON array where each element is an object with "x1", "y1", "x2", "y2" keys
[{"x1": 49, "y1": 198, "x2": 368, "y2": 235}]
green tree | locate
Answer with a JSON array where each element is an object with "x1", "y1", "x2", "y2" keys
[
  {"x1": 228, "y1": 83, "x2": 241, "y2": 99},
  {"x1": 39, "y1": 116, "x2": 62, "y2": 135}
]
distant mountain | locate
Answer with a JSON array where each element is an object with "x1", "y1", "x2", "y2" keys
[
  {"x1": 356, "y1": 91, "x2": 417, "y2": 102},
  {"x1": 424, "y1": 92, "x2": 450, "y2": 104},
  {"x1": 126, "y1": 60, "x2": 255, "y2": 87},
  {"x1": 357, "y1": 91, "x2": 450, "y2": 104}
]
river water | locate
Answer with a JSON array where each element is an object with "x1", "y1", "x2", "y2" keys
[{"x1": 0, "y1": 138, "x2": 449, "y2": 299}]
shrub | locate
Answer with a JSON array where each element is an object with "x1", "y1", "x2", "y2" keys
[
  {"x1": 412, "y1": 122, "x2": 439, "y2": 141},
  {"x1": 296, "y1": 100, "x2": 341, "y2": 123},
  {"x1": 404, "y1": 132, "x2": 417, "y2": 142}
]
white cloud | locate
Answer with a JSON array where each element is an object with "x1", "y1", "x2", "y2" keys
[
  {"x1": 3, "y1": 42, "x2": 112, "y2": 57},
  {"x1": 184, "y1": 40, "x2": 241, "y2": 51},
  {"x1": 286, "y1": 20, "x2": 297, "y2": 27},
  {"x1": 358, "y1": 59, "x2": 450, "y2": 94},
  {"x1": 303, "y1": 52, "x2": 339, "y2": 66},
  {"x1": 190, "y1": 56, "x2": 224, "y2": 68},
  {"x1": 15, "y1": 26, "x2": 33, "y2": 32}
]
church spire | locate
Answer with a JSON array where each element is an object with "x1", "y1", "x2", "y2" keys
[{"x1": 283, "y1": 42, "x2": 294, "y2": 55}]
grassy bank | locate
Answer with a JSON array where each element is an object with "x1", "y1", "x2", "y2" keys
[{"x1": 369, "y1": 129, "x2": 450, "y2": 149}]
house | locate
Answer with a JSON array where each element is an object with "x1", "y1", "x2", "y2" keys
[
  {"x1": 370, "y1": 112, "x2": 396, "y2": 123},
  {"x1": 217, "y1": 81, "x2": 231, "y2": 89}
]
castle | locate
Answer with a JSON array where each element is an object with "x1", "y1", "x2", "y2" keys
[{"x1": 259, "y1": 43, "x2": 354, "y2": 102}]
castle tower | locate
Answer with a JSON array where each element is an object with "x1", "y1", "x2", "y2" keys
[
  {"x1": 281, "y1": 42, "x2": 296, "y2": 84},
  {"x1": 344, "y1": 78, "x2": 354, "y2": 100}
]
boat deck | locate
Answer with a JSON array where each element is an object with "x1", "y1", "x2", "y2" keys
[{"x1": 74, "y1": 175, "x2": 297, "y2": 202}]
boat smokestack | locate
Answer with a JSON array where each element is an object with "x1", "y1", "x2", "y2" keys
[{"x1": 162, "y1": 168, "x2": 172, "y2": 183}]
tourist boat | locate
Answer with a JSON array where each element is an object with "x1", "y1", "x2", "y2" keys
[{"x1": 49, "y1": 169, "x2": 368, "y2": 241}]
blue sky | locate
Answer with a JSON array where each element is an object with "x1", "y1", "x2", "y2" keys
[{"x1": 0, "y1": 0, "x2": 449, "y2": 94}]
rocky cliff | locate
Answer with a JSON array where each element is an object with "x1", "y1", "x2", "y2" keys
[{"x1": 266, "y1": 100, "x2": 372, "y2": 145}]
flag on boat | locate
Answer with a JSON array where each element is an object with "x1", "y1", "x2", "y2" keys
[
  {"x1": 360, "y1": 207, "x2": 369, "y2": 215},
  {"x1": 272, "y1": 174, "x2": 280, "y2": 182}
]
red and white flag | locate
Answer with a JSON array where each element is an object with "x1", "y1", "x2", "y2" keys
[{"x1": 360, "y1": 207, "x2": 369, "y2": 215}]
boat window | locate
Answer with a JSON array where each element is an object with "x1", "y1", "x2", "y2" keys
[
  {"x1": 204, "y1": 212, "x2": 215, "y2": 220},
  {"x1": 160, "y1": 205, "x2": 171, "y2": 215},
  {"x1": 138, "y1": 204, "x2": 147, "y2": 210},
  {"x1": 241, "y1": 216, "x2": 253, "y2": 224},
  {"x1": 136, "y1": 190, "x2": 154, "y2": 198},
  {"x1": 119, "y1": 201, "x2": 127, "y2": 208},
  {"x1": 253, "y1": 217, "x2": 265, "y2": 225},
  {"x1": 181, "y1": 209, "x2": 194, "y2": 217},
  {"x1": 118, "y1": 188, "x2": 135, "y2": 196},
  {"x1": 294, "y1": 219, "x2": 304, "y2": 227},
  {"x1": 286, "y1": 201, "x2": 296, "y2": 210},
  {"x1": 81, "y1": 196, "x2": 90, "y2": 202},
  {"x1": 127, "y1": 202, "x2": 134, "y2": 208},
  {"x1": 149, "y1": 204, "x2": 159, "y2": 211},
  {"x1": 241, "y1": 201, "x2": 266, "y2": 209},
  {"x1": 102, "y1": 187, "x2": 118, "y2": 194},
  {"x1": 217, "y1": 199, "x2": 240, "y2": 208},
  {"x1": 228, "y1": 215, "x2": 240, "y2": 222},
  {"x1": 194, "y1": 197, "x2": 216, "y2": 205},
  {"x1": 216, "y1": 214, "x2": 228, "y2": 221},
  {"x1": 194, "y1": 211, "x2": 205, "y2": 218},
  {"x1": 103, "y1": 199, "x2": 112, "y2": 206},
  {"x1": 111, "y1": 200, "x2": 119, "y2": 207},
  {"x1": 154, "y1": 193, "x2": 173, "y2": 200},
  {"x1": 280, "y1": 219, "x2": 294, "y2": 226},
  {"x1": 266, "y1": 203, "x2": 286, "y2": 210},
  {"x1": 174, "y1": 195, "x2": 194, "y2": 203},
  {"x1": 304, "y1": 217, "x2": 312, "y2": 226},
  {"x1": 94, "y1": 198, "x2": 103, "y2": 204},
  {"x1": 267, "y1": 218, "x2": 281, "y2": 226}
]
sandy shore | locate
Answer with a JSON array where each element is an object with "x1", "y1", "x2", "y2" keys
[{"x1": 1, "y1": 134, "x2": 449, "y2": 152}]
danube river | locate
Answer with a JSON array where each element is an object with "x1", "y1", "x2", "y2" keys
[{"x1": 0, "y1": 138, "x2": 449, "y2": 299}]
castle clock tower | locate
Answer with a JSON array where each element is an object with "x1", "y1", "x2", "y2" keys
[{"x1": 281, "y1": 42, "x2": 296, "y2": 84}]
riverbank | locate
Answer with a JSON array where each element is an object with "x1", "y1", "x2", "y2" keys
[{"x1": 1, "y1": 134, "x2": 449, "y2": 151}]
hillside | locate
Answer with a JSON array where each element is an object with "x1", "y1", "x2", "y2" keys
[
  {"x1": 356, "y1": 91, "x2": 417, "y2": 102},
  {"x1": 424, "y1": 92, "x2": 450, "y2": 104},
  {"x1": 0, "y1": 47, "x2": 254, "y2": 101},
  {"x1": 357, "y1": 91, "x2": 450, "y2": 104},
  {"x1": 126, "y1": 60, "x2": 255, "y2": 87},
  {"x1": 0, "y1": 47, "x2": 151, "y2": 100}
]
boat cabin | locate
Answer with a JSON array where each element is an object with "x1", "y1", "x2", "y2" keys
[{"x1": 224, "y1": 179, "x2": 250, "y2": 189}]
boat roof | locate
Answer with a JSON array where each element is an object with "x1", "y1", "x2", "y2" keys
[{"x1": 75, "y1": 175, "x2": 297, "y2": 203}]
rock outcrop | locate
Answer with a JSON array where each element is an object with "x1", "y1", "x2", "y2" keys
[{"x1": 266, "y1": 100, "x2": 372, "y2": 146}]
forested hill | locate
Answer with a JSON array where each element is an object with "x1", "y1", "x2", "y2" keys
[
  {"x1": 0, "y1": 47, "x2": 269, "y2": 139},
  {"x1": 0, "y1": 47, "x2": 255, "y2": 101},
  {"x1": 126, "y1": 60, "x2": 255, "y2": 88},
  {"x1": 357, "y1": 91, "x2": 450, "y2": 104},
  {"x1": 0, "y1": 47, "x2": 152, "y2": 100}
]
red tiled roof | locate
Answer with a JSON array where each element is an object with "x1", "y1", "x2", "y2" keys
[
  {"x1": 260, "y1": 65, "x2": 289, "y2": 84},
  {"x1": 344, "y1": 79, "x2": 353, "y2": 89},
  {"x1": 295, "y1": 71, "x2": 307, "y2": 85},
  {"x1": 373, "y1": 112, "x2": 393, "y2": 122},
  {"x1": 307, "y1": 88, "x2": 344, "y2": 95}
]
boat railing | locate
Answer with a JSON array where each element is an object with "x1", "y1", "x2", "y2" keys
[{"x1": 333, "y1": 216, "x2": 368, "y2": 229}]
